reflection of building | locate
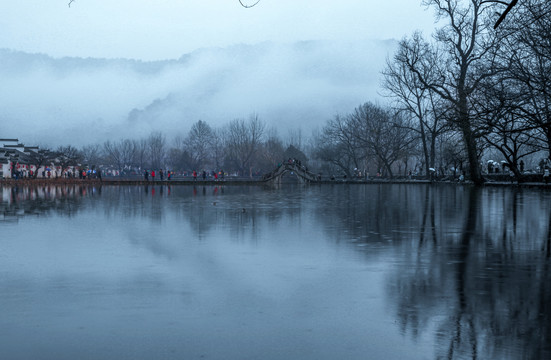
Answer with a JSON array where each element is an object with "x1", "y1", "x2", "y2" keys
[{"x1": 0, "y1": 184, "x2": 94, "y2": 222}]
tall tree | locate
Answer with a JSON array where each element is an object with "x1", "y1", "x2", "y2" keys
[
  {"x1": 474, "y1": 61, "x2": 541, "y2": 180},
  {"x1": 501, "y1": 0, "x2": 551, "y2": 159},
  {"x1": 132, "y1": 138, "x2": 148, "y2": 170},
  {"x1": 382, "y1": 32, "x2": 447, "y2": 177},
  {"x1": 260, "y1": 129, "x2": 285, "y2": 170},
  {"x1": 210, "y1": 128, "x2": 227, "y2": 170},
  {"x1": 350, "y1": 102, "x2": 416, "y2": 178},
  {"x1": 103, "y1": 139, "x2": 135, "y2": 174},
  {"x1": 147, "y1": 132, "x2": 166, "y2": 170},
  {"x1": 314, "y1": 114, "x2": 364, "y2": 178},
  {"x1": 80, "y1": 144, "x2": 103, "y2": 168},
  {"x1": 404, "y1": 0, "x2": 503, "y2": 184},
  {"x1": 186, "y1": 120, "x2": 213, "y2": 171},
  {"x1": 226, "y1": 114, "x2": 265, "y2": 177}
]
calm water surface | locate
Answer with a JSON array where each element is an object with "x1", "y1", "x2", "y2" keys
[{"x1": 1, "y1": 184, "x2": 550, "y2": 359}]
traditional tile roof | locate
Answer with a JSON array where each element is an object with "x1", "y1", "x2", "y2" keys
[{"x1": 0, "y1": 140, "x2": 41, "y2": 166}]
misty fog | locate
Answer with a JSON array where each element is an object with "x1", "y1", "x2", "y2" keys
[{"x1": 0, "y1": 40, "x2": 395, "y2": 146}]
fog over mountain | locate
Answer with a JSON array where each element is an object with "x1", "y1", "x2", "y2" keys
[{"x1": 0, "y1": 39, "x2": 396, "y2": 146}]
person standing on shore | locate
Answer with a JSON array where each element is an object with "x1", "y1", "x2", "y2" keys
[
  {"x1": 520, "y1": 160, "x2": 525, "y2": 173},
  {"x1": 151, "y1": 170, "x2": 156, "y2": 181},
  {"x1": 193, "y1": 170, "x2": 197, "y2": 181}
]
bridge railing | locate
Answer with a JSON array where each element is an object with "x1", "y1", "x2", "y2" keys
[{"x1": 261, "y1": 162, "x2": 321, "y2": 183}]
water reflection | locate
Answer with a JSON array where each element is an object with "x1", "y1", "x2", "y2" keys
[
  {"x1": 0, "y1": 184, "x2": 100, "y2": 222},
  {"x1": 1, "y1": 184, "x2": 550, "y2": 359},
  {"x1": 383, "y1": 186, "x2": 551, "y2": 359}
]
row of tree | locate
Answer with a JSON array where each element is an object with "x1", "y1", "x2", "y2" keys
[
  {"x1": 40, "y1": 115, "x2": 309, "y2": 177},
  {"x1": 32, "y1": 1, "x2": 551, "y2": 182},
  {"x1": 384, "y1": 0, "x2": 550, "y2": 183},
  {"x1": 316, "y1": 0, "x2": 551, "y2": 183}
]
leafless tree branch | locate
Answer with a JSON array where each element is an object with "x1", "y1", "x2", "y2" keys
[
  {"x1": 69, "y1": 1, "x2": 261, "y2": 9},
  {"x1": 239, "y1": 0, "x2": 261, "y2": 8},
  {"x1": 493, "y1": 0, "x2": 519, "y2": 28}
]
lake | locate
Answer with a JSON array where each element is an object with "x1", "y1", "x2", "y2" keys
[{"x1": 1, "y1": 183, "x2": 550, "y2": 359}]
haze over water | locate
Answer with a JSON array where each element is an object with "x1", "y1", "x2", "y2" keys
[{"x1": 1, "y1": 184, "x2": 550, "y2": 359}]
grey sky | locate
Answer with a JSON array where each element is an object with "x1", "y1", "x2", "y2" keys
[
  {"x1": 0, "y1": 1, "x2": 436, "y2": 60},
  {"x1": 0, "y1": 1, "x2": 440, "y2": 145}
]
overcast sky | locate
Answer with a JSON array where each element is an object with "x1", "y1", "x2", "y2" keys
[{"x1": 0, "y1": 0, "x2": 437, "y2": 60}]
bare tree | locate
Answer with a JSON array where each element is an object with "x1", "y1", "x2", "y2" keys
[
  {"x1": 26, "y1": 148, "x2": 54, "y2": 178},
  {"x1": 403, "y1": 0, "x2": 504, "y2": 184},
  {"x1": 500, "y1": 0, "x2": 551, "y2": 160},
  {"x1": 132, "y1": 138, "x2": 148, "y2": 170},
  {"x1": 471, "y1": 56, "x2": 542, "y2": 180},
  {"x1": 351, "y1": 102, "x2": 416, "y2": 178},
  {"x1": 285, "y1": 128, "x2": 304, "y2": 151},
  {"x1": 147, "y1": 131, "x2": 166, "y2": 170},
  {"x1": 438, "y1": 131, "x2": 469, "y2": 176},
  {"x1": 314, "y1": 114, "x2": 364, "y2": 178},
  {"x1": 80, "y1": 144, "x2": 103, "y2": 168},
  {"x1": 226, "y1": 114, "x2": 265, "y2": 177},
  {"x1": 210, "y1": 127, "x2": 227, "y2": 170},
  {"x1": 103, "y1": 139, "x2": 135, "y2": 174},
  {"x1": 260, "y1": 128, "x2": 285, "y2": 170},
  {"x1": 382, "y1": 32, "x2": 448, "y2": 177},
  {"x1": 54, "y1": 145, "x2": 82, "y2": 176},
  {"x1": 167, "y1": 135, "x2": 189, "y2": 172},
  {"x1": 186, "y1": 120, "x2": 213, "y2": 171}
]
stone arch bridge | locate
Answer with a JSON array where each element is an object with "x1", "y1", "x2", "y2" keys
[{"x1": 262, "y1": 162, "x2": 320, "y2": 185}]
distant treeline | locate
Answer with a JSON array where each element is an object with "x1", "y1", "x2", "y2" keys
[{"x1": 23, "y1": 1, "x2": 551, "y2": 183}]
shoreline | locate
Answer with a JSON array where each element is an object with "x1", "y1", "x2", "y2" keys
[{"x1": 1, "y1": 177, "x2": 551, "y2": 189}]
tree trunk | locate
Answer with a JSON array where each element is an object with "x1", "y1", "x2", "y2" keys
[
  {"x1": 461, "y1": 123, "x2": 483, "y2": 185},
  {"x1": 458, "y1": 87, "x2": 483, "y2": 185},
  {"x1": 384, "y1": 160, "x2": 394, "y2": 179},
  {"x1": 419, "y1": 117, "x2": 430, "y2": 177}
]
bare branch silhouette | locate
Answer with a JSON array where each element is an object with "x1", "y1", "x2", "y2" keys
[
  {"x1": 492, "y1": 0, "x2": 519, "y2": 28},
  {"x1": 68, "y1": 1, "x2": 261, "y2": 9},
  {"x1": 239, "y1": 0, "x2": 261, "y2": 8}
]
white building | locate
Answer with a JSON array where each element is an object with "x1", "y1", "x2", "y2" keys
[{"x1": 0, "y1": 139, "x2": 19, "y2": 179}]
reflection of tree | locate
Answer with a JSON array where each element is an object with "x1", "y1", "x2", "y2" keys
[
  {"x1": 5, "y1": 183, "x2": 550, "y2": 357},
  {"x1": 383, "y1": 185, "x2": 551, "y2": 359},
  {"x1": 437, "y1": 187, "x2": 479, "y2": 359},
  {"x1": 92, "y1": 184, "x2": 305, "y2": 243},
  {"x1": 311, "y1": 184, "x2": 461, "y2": 248}
]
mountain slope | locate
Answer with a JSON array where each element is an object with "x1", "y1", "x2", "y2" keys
[{"x1": 0, "y1": 40, "x2": 396, "y2": 145}]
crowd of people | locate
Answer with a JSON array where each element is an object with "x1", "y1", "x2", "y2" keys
[
  {"x1": 142, "y1": 169, "x2": 226, "y2": 182},
  {"x1": 8, "y1": 167, "x2": 102, "y2": 181},
  {"x1": 143, "y1": 169, "x2": 173, "y2": 181}
]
